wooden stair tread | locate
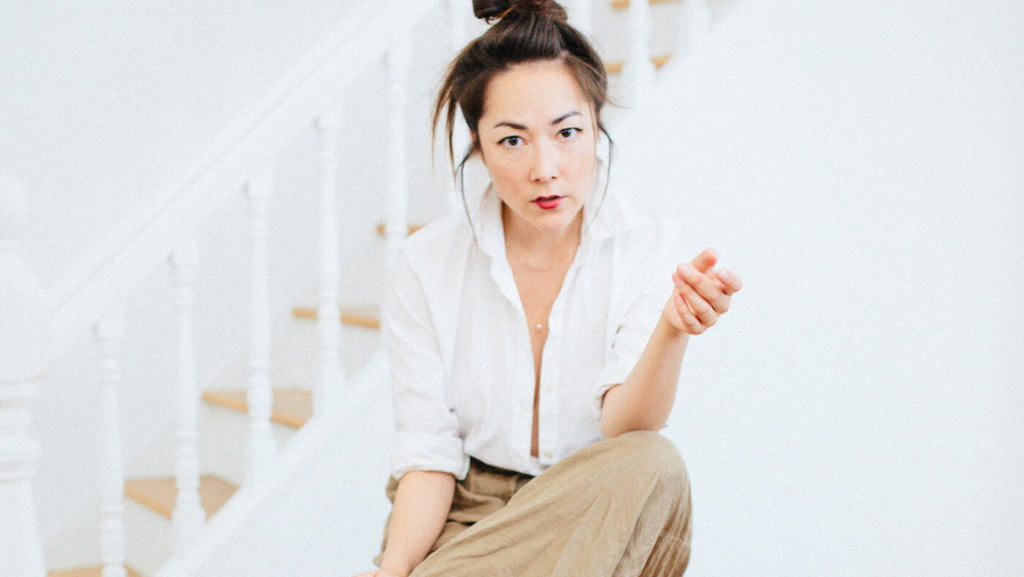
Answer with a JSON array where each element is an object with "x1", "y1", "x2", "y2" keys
[
  {"x1": 292, "y1": 305, "x2": 380, "y2": 330},
  {"x1": 124, "y1": 475, "x2": 237, "y2": 521},
  {"x1": 612, "y1": 0, "x2": 679, "y2": 9},
  {"x1": 376, "y1": 222, "x2": 424, "y2": 237},
  {"x1": 49, "y1": 567, "x2": 143, "y2": 577},
  {"x1": 202, "y1": 388, "x2": 313, "y2": 429},
  {"x1": 606, "y1": 54, "x2": 672, "y2": 75}
]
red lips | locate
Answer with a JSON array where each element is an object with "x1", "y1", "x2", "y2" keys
[{"x1": 535, "y1": 196, "x2": 563, "y2": 210}]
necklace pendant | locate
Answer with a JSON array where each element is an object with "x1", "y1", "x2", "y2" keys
[{"x1": 536, "y1": 323, "x2": 543, "y2": 330}]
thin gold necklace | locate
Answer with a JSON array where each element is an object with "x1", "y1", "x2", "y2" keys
[
  {"x1": 505, "y1": 243, "x2": 578, "y2": 273},
  {"x1": 506, "y1": 242, "x2": 578, "y2": 331}
]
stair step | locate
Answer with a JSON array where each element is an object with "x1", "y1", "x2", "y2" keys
[
  {"x1": 376, "y1": 223, "x2": 424, "y2": 237},
  {"x1": 124, "y1": 475, "x2": 238, "y2": 521},
  {"x1": 606, "y1": 54, "x2": 672, "y2": 75},
  {"x1": 292, "y1": 306, "x2": 380, "y2": 330},
  {"x1": 48, "y1": 567, "x2": 143, "y2": 577},
  {"x1": 202, "y1": 388, "x2": 313, "y2": 429},
  {"x1": 612, "y1": 0, "x2": 678, "y2": 9}
]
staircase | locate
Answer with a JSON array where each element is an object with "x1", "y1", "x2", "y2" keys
[{"x1": 0, "y1": 1, "x2": 727, "y2": 576}]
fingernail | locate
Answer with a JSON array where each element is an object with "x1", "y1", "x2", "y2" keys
[
  {"x1": 679, "y1": 264, "x2": 693, "y2": 277},
  {"x1": 717, "y1": 269, "x2": 730, "y2": 281}
]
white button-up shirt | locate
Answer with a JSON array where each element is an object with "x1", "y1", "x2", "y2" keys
[{"x1": 384, "y1": 180, "x2": 682, "y2": 480}]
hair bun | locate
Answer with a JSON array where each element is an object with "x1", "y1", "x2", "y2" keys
[
  {"x1": 473, "y1": 0, "x2": 511, "y2": 20},
  {"x1": 472, "y1": 0, "x2": 568, "y2": 23}
]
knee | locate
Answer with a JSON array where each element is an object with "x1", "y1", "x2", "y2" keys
[{"x1": 607, "y1": 431, "x2": 689, "y2": 490}]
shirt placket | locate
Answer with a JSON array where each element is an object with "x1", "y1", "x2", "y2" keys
[{"x1": 537, "y1": 263, "x2": 578, "y2": 466}]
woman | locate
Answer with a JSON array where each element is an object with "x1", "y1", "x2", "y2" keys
[{"x1": 356, "y1": 1, "x2": 741, "y2": 575}]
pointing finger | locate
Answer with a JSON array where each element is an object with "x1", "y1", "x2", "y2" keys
[
  {"x1": 716, "y1": 268, "x2": 743, "y2": 295},
  {"x1": 690, "y1": 248, "x2": 718, "y2": 273},
  {"x1": 676, "y1": 263, "x2": 729, "y2": 313}
]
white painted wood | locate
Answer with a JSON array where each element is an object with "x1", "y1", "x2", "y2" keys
[
  {"x1": 51, "y1": 0, "x2": 445, "y2": 358},
  {"x1": 445, "y1": 0, "x2": 475, "y2": 215},
  {"x1": 155, "y1": 350, "x2": 390, "y2": 577},
  {"x1": 315, "y1": 105, "x2": 346, "y2": 416},
  {"x1": 169, "y1": 239, "x2": 204, "y2": 556},
  {"x1": 624, "y1": 0, "x2": 656, "y2": 105},
  {"x1": 385, "y1": 39, "x2": 412, "y2": 263},
  {"x1": 0, "y1": 173, "x2": 46, "y2": 577},
  {"x1": 123, "y1": 496, "x2": 173, "y2": 577},
  {"x1": 447, "y1": 0, "x2": 471, "y2": 53},
  {"x1": 687, "y1": 0, "x2": 710, "y2": 51},
  {"x1": 568, "y1": 0, "x2": 593, "y2": 36},
  {"x1": 244, "y1": 166, "x2": 276, "y2": 486},
  {"x1": 96, "y1": 311, "x2": 127, "y2": 577}
]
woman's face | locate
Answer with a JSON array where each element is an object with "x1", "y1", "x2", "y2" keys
[{"x1": 475, "y1": 59, "x2": 597, "y2": 238}]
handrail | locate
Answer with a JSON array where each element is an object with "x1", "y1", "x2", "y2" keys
[{"x1": 51, "y1": 0, "x2": 442, "y2": 355}]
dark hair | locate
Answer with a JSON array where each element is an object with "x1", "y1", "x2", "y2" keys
[{"x1": 433, "y1": 0, "x2": 613, "y2": 177}]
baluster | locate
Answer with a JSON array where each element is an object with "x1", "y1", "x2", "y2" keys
[
  {"x1": 96, "y1": 311, "x2": 126, "y2": 577},
  {"x1": 244, "y1": 166, "x2": 275, "y2": 485},
  {"x1": 0, "y1": 173, "x2": 47, "y2": 577},
  {"x1": 315, "y1": 106, "x2": 346, "y2": 416},
  {"x1": 169, "y1": 239, "x2": 203, "y2": 555},
  {"x1": 568, "y1": 0, "x2": 593, "y2": 36},
  {"x1": 686, "y1": 0, "x2": 710, "y2": 52},
  {"x1": 624, "y1": 0, "x2": 655, "y2": 106},
  {"x1": 448, "y1": 0, "x2": 471, "y2": 51},
  {"x1": 385, "y1": 39, "x2": 412, "y2": 263},
  {"x1": 446, "y1": 0, "x2": 473, "y2": 215}
]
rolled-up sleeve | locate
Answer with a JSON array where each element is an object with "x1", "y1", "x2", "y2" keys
[
  {"x1": 594, "y1": 227, "x2": 683, "y2": 409},
  {"x1": 384, "y1": 252, "x2": 470, "y2": 481}
]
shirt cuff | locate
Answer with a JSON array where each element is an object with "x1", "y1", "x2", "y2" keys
[
  {"x1": 392, "y1": 432, "x2": 470, "y2": 481},
  {"x1": 594, "y1": 358, "x2": 635, "y2": 412}
]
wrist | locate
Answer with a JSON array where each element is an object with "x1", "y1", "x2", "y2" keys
[
  {"x1": 379, "y1": 557, "x2": 413, "y2": 577},
  {"x1": 659, "y1": 304, "x2": 689, "y2": 340}
]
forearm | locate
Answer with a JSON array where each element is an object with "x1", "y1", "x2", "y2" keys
[
  {"x1": 379, "y1": 470, "x2": 456, "y2": 577},
  {"x1": 600, "y1": 302, "x2": 689, "y2": 438}
]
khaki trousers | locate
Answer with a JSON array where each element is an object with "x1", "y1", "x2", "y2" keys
[{"x1": 376, "y1": 431, "x2": 691, "y2": 576}]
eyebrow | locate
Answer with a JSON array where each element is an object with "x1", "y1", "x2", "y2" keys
[{"x1": 492, "y1": 111, "x2": 582, "y2": 130}]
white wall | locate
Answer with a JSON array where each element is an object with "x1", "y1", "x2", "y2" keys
[{"x1": 615, "y1": 1, "x2": 1024, "y2": 575}]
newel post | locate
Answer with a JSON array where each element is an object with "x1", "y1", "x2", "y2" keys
[{"x1": 0, "y1": 172, "x2": 48, "y2": 577}]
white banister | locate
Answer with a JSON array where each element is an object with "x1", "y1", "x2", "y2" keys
[
  {"x1": 315, "y1": 106, "x2": 346, "y2": 416},
  {"x1": 169, "y1": 240, "x2": 204, "y2": 555},
  {"x1": 385, "y1": 39, "x2": 412, "y2": 262},
  {"x1": 51, "y1": 0, "x2": 444, "y2": 358},
  {"x1": 0, "y1": 172, "x2": 47, "y2": 577},
  {"x1": 568, "y1": 0, "x2": 593, "y2": 36},
  {"x1": 96, "y1": 311, "x2": 126, "y2": 577},
  {"x1": 624, "y1": 0, "x2": 656, "y2": 105},
  {"x1": 244, "y1": 166, "x2": 276, "y2": 485},
  {"x1": 686, "y1": 0, "x2": 710, "y2": 52}
]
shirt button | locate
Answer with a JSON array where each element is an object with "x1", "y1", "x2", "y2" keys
[
  {"x1": 544, "y1": 384, "x2": 554, "y2": 394},
  {"x1": 544, "y1": 451, "x2": 553, "y2": 458},
  {"x1": 549, "y1": 318, "x2": 562, "y2": 332}
]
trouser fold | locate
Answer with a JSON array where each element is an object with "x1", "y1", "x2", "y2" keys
[{"x1": 378, "y1": 431, "x2": 691, "y2": 577}]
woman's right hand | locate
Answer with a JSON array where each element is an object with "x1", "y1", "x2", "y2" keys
[{"x1": 352, "y1": 571, "x2": 404, "y2": 577}]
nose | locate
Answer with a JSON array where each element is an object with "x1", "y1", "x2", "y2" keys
[{"x1": 530, "y1": 139, "x2": 559, "y2": 183}]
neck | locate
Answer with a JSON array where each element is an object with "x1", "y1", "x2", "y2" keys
[{"x1": 502, "y1": 205, "x2": 583, "y2": 258}]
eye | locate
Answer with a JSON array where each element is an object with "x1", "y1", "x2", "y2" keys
[
  {"x1": 559, "y1": 127, "x2": 581, "y2": 139},
  {"x1": 499, "y1": 135, "x2": 523, "y2": 147}
]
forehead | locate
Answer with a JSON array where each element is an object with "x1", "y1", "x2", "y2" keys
[{"x1": 481, "y1": 59, "x2": 591, "y2": 123}]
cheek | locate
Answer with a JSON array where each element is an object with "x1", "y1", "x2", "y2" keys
[
  {"x1": 484, "y1": 153, "x2": 526, "y2": 189},
  {"x1": 563, "y1": 145, "x2": 596, "y2": 180}
]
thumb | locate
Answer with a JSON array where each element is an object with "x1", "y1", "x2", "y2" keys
[{"x1": 690, "y1": 248, "x2": 718, "y2": 273}]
